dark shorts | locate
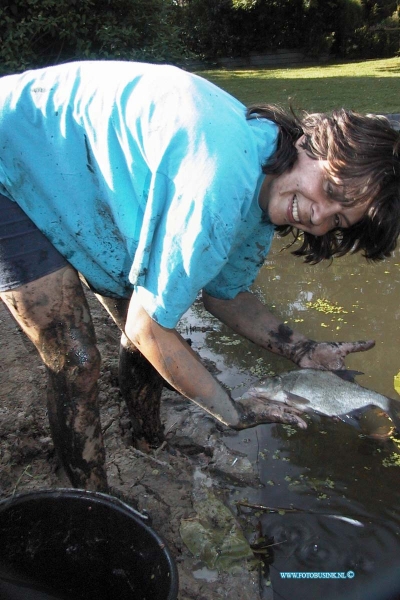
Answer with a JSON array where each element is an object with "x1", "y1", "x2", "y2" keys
[{"x1": 0, "y1": 193, "x2": 68, "y2": 292}]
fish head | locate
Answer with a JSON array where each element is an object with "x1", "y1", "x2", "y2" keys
[{"x1": 245, "y1": 375, "x2": 310, "y2": 409}]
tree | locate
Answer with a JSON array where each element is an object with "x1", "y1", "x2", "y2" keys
[
  {"x1": 181, "y1": 0, "x2": 305, "y2": 58},
  {"x1": 362, "y1": 0, "x2": 398, "y2": 25},
  {"x1": 0, "y1": 0, "x2": 187, "y2": 74},
  {"x1": 302, "y1": 0, "x2": 363, "y2": 57}
]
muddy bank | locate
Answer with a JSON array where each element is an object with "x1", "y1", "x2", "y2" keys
[{"x1": 0, "y1": 293, "x2": 267, "y2": 600}]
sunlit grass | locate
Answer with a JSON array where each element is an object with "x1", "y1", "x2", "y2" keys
[{"x1": 197, "y1": 57, "x2": 400, "y2": 113}]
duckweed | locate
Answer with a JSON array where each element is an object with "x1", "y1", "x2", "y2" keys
[
  {"x1": 394, "y1": 371, "x2": 400, "y2": 395},
  {"x1": 382, "y1": 453, "x2": 400, "y2": 468},
  {"x1": 306, "y1": 298, "x2": 348, "y2": 314}
]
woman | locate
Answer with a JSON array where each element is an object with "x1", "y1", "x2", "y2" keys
[{"x1": 0, "y1": 61, "x2": 398, "y2": 491}]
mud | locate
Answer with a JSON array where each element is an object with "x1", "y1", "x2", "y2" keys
[{"x1": 0, "y1": 291, "x2": 265, "y2": 600}]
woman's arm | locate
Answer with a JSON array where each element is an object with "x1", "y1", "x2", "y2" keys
[
  {"x1": 203, "y1": 290, "x2": 375, "y2": 369},
  {"x1": 125, "y1": 292, "x2": 241, "y2": 426},
  {"x1": 124, "y1": 292, "x2": 306, "y2": 429}
]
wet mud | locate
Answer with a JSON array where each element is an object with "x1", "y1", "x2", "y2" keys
[{"x1": 0, "y1": 292, "x2": 263, "y2": 600}]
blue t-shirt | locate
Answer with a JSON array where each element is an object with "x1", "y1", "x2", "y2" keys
[{"x1": 0, "y1": 61, "x2": 277, "y2": 328}]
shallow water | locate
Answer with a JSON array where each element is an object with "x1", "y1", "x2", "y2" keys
[{"x1": 179, "y1": 236, "x2": 400, "y2": 599}]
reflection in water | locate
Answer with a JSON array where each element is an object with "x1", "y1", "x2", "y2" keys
[
  {"x1": 262, "y1": 420, "x2": 400, "y2": 599},
  {"x1": 222, "y1": 419, "x2": 400, "y2": 600},
  {"x1": 179, "y1": 237, "x2": 400, "y2": 599}
]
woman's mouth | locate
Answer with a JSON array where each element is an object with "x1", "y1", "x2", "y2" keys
[{"x1": 291, "y1": 195, "x2": 301, "y2": 223}]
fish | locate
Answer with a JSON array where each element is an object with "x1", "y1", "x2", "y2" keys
[{"x1": 246, "y1": 369, "x2": 400, "y2": 438}]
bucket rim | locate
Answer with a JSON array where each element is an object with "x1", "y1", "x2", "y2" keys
[
  {"x1": 0, "y1": 487, "x2": 149, "y2": 521},
  {"x1": 0, "y1": 487, "x2": 179, "y2": 600}
]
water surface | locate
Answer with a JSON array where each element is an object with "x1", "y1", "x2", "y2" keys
[{"x1": 180, "y1": 236, "x2": 400, "y2": 599}]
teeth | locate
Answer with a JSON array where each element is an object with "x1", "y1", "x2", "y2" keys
[{"x1": 292, "y1": 195, "x2": 300, "y2": 223}]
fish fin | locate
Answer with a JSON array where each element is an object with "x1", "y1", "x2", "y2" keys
[
  {"x1": 286, "y1": 391, "x2": 310, "y2": 406},
  {"x1": 333, "y1": 369, "x2": 364, "y2": 382}
]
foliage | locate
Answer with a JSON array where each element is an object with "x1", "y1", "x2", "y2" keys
[
  {"x1": 181, "y1": 0, "x2": 397, "y2": 61},
  {"x1": 231, "y1": 0, "x2": 258, "y2": 7},
  {"x1": 0, "y1": 0, "x2": 188, "y2": 75},
  {"x1": 0, "y1": 0, "x2": 399, "y2": 73},
  {"x1": 180, "y1": 0, "x2": 241, "y2": 58},
  {"x1": 362, "y1": 0, "x2": 398, "y2": 25},
  {"x1": 181, "y1": 0, "x2": 305, "y2": 58},
  {"x1": 300, "y1": 0, "x2": 364, "y2": 57}
]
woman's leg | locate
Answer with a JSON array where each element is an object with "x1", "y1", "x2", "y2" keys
[
  {"x1": 1, "y1": 265, "x2": 108, "y2": 491},
  {"x1": 94, "y1": 294, "x2": 165, "y2": 450}
]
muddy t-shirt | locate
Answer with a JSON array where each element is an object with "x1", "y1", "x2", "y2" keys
[{"x1": 0, "y1": 61, "x2": 277, "y2": 328}]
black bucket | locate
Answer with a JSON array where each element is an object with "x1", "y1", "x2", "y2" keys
[{"x1": 0, "y1": 489, "x2": 178, "y2": 600}]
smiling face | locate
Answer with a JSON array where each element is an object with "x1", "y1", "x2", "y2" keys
[{"x1": 259, "y1": 137, "x2": 369, "y2": 237}]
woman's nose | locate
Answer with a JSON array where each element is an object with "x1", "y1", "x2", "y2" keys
[{"x1": 311, "y1": 199, "x2": 339, "y2": 226}]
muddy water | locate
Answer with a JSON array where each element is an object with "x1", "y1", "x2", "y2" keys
[{"x1": 179, "y1": 236, "x2": 400, "y2": 600}]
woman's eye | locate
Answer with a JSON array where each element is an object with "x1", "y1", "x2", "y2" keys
[{"x1": 334, "y1": 214, "x2": 341, "y2": 227}]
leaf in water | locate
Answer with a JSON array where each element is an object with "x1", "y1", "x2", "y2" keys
[{"x1": 179, "y1": 489, "x2": 255, "y2": 572}]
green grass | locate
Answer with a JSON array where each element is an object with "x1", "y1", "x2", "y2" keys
[{"x1": 197, "y1": 57, "x2": 400, "y2": 113}]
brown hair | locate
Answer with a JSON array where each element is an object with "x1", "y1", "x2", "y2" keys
[{"x1": 247, "y1": 105, "x2": 400, "y2": 262}]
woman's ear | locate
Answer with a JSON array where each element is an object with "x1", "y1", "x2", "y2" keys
[{"x1": 295, "y1": 134, "x2": 305, "y2": 149}]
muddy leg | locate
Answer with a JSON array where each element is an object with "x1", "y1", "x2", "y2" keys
[
  {"x1": 93, "y1": 294, "x2": 165, "y2": 450},
  {"x1": 1, "y1": 266, "x2": 108, "y2": 491},
  {"x1": 43, "y1": 331, "x2": 106, "y2": 491},
  {"x1": 119, "y1": 333, "x2": 165, "y2": 450}
]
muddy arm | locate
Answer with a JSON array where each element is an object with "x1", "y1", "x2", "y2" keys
[
  {"x1": 124, "y1": 292, "x2": 242, "y2": 427},
  {"x1": 202, "y1": 290, "x2": 374, "y2": 369},
  {"x1": 124, "y1": 293, "x2": 306, "y2": 430},
  {"x1": 203, "y1": 290, "x2": 309, "y2": 361}
]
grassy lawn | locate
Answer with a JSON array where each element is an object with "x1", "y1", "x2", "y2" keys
[{"x1": 197, "y1": 57, "x2": 400, "y2": 113}]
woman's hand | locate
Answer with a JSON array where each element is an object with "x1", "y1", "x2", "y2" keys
[
  {"x1": 290, "y1": 339, "x2": 375, "y2": 370},
  {"x1": 203, "y1": 291, "x2": 375, "y2": 371},
  {"x1": 232, "y1": 395, "x2": 307, "y2": 431}
]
